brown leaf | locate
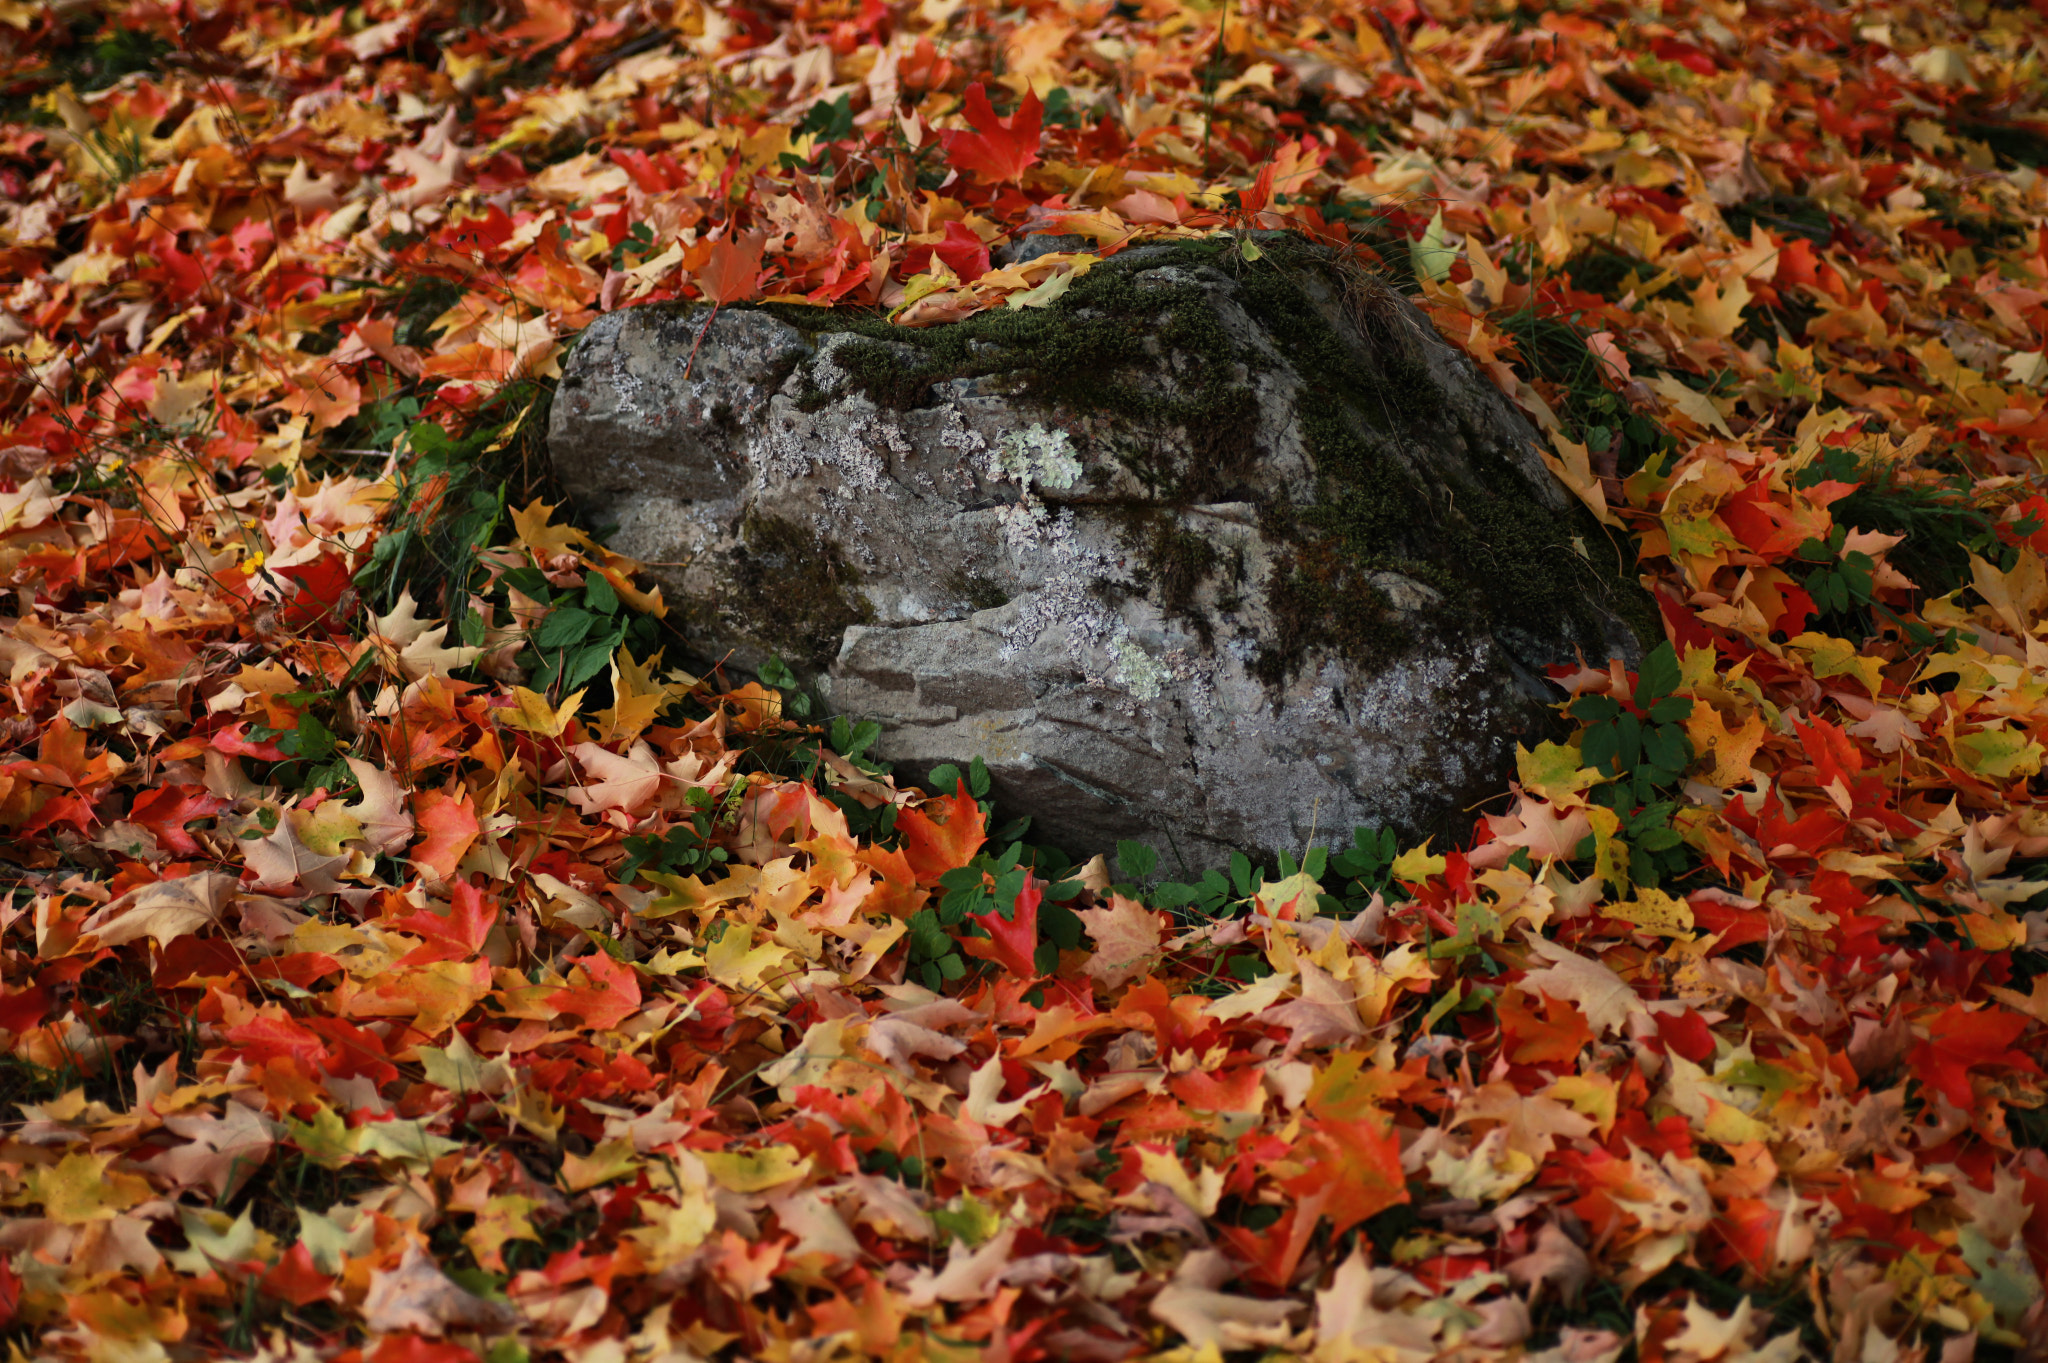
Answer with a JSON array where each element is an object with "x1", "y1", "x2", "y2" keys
[
  {"x1": 1078, "y1": 894, "x2": 1163, "y2": 989},
  {"x1": 79, "y1": 874, "x2": 238, "y2": 949},
  {"x1": 1150, "y1": 1249, "x2": 1302, "y2": 1352},
  {"x1": 1507, "y1": 1222, "x2": 1591, "y2": 1306}
]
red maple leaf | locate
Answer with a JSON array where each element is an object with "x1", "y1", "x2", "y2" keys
[
  {"x1": 211, "y1": 722, "x2": 288, "y2": 762},
  {"x1": 128, "y1": 785, "x2": 227, "y2": 857},
  {"x1": 0, "y1": 984, "x2": 47, "y2": 1035},
  {"x1": 368, "y1": 1336, "x2": 480, "y2": 1363},
  {"x1": 386, "y1": 879, "x2": 498, "y2": 964},
  {"x1": 963, "y1": 873, "x2": 1041, "y2": 981},
  {"x1": 547, "y1": 952, "x2": 643, "y2": 1031},
  {"x1": 896, "y1": 781, "x2": 987, "y2": 885},
  {"x1": 931, "y1": 220, "x2": 991, "y2": 282},
  {"x1": 1236, "y1": 157, "x2": 1280, "y2": 223},
  {"x1": 1218, "y1": 1187, "x2": 1326, "y2": 1288},
  {"x1": 1910, "y1": 1003, "x2": 2037, "y2": 1109},
  {"x1": 275, "y1": 553, "x2": 357, "y2": 630},
  {"x1": 1794, "y1": 715, "x2": 1864, "y2": 788},
  {"x1": 942, "y1": 83, "x2": 1044, "y2": 185},
  {"x1": 1498, "y1": 986, "x2": 1594, "y2": 1066}
]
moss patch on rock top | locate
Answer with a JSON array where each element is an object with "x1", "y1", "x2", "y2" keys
[{"x1": 728, "y1": 235, "x2": 1654, "y2": 681}]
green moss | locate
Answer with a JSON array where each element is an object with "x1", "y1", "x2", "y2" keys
[
  {"x1": 1145, "y1": 521, "x2": 1221, "y2": 617},
  {"x1": 830, "y1": 338, "x2": 941, "y2": 411},
  {"x1": 765, "y1": 240, "x2": 1266, "y2": 500},
  {"x1": 947, "y1": 571, "x2": 1012, "y2": 613},
  {"x1": 1226, "y1": 242, "x2": 1645, "y2": 678},
  {"x1": 1256, "y1": 546, "x2": 1406, "y2": 687},
  {"x1": 739, "y1": 233, "x2": 1656, "y2": 684},
  {"x1": 1102, "y1": 508, "x2": 1232, "y2": 642},
  {"x1": 719, "y1": 515, "x2": 873, "y2": 672}
]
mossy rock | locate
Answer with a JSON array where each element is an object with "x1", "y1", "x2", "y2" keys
[{"x1": 549, "y1": 235, "x2": 1654, "y2": 862}]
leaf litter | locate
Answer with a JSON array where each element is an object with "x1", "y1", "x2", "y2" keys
[{"x1": 0, "y1": 0, "x2": 2045, "y2": 1359}]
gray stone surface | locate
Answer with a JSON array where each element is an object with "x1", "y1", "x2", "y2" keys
[{"x1": 549, "y1": 237, "x2": 1649, "y2": 863}]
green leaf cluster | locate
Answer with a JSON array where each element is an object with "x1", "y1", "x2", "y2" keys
[
  {"x1": 502, "y1": 563, "x2": 660, "y2": 695},
  {"x1": 618, "y1": 787, "x2": 732, "y2": 884},
  {"x1": 1567, "y1": 642, "x2": 1694, "y2": 889},
  {"x1": 905, "y1": 837, "x2": 1087, "y2": 991}
]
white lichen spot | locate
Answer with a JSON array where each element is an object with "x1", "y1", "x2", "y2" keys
[
  {"x1": 1111, "y1": 633, "x2": 1168, "y2": 702},
  {"x1": 992, "y1": 423, "x2": 1082, "y2": 491}
]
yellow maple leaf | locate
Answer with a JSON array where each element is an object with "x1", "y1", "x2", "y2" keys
[
  {"x1": 1547, "y1": 1074, "x2": 1619, "y2": 1136},
  {"x1": 699, "y1": 1145, "x2": 811, "y2": 1194},
  {"x1": 1541, "y1": 431, "x2": 1624, "y2": 528},
  {"x1": 499, "y1": 685, "x2": 585, "y2": 737},
  {"x1": 1463, "y1": 233, "x2": 1509, "y2": 306},
  {"x1": 510, "y1": 498, "x2": 594, "y2": 561},
  {"x1": 467, "y1": 1194, "x2": 541, "y2": 1272},
  {"x1": 1954, "y1": 726, "x2": 2045, "y2": 782},
  {"x1": 1517, "y1": 740, "x2": 1606, "y2": 804},
  {"x1": 705, "y1": 922, "x2": 797, "y2": 995},
  {"x1": 1649, "y1": 373, "x2": 1735, "y2": 439},
  {"x1": 1684, "y1": 702, "x2": 1769, "y2": 789},
  {"x1": 1587, "y1": 804, "x2": 1628, "y2": 891},
  {"x1": 596, "y1": 648, "x2": 696, "y2": 743},
  {"x1": 1787, "y1": 632, "x2": 1885, "y2": 698},
  {"x1": 1605, "y1": 887, "x2": 1694, "y2": 938},
  {"x1": 27, "y1": 1151, "x2": 153, "y2": 1224},
  {"x1": 1969, "y1": 550, "x2": 2048, "y2": 638},
  {"x1": 625, "y1": 1193, "x2": 718, "y2": 1271},
  {"x1": 1688, "y1": 272, "x2": 1753, "y2": 339},
  {"x1": 1390, "y1": 841, "x2": 1447, "y2": 884},
  {"x1": 292, "y1": 800, "x2": 364, "y2": 857},
  {"x1": 1774, "y1": 337, "x2": 1821, "y2": 401},
  {"x1": 561, "y1": 1138, "x2": 642, "y2": 1192}
]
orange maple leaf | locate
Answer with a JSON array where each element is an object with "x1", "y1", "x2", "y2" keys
[
  {"x1": 411, "y1": 787, "x2": 480, "y2": 880},
  {"x1": 895, "y1": 781, "x2": 987, "y2": 885},
  {"x1": 696, "y1": 232, "x2": 767, "y2": 306},
  {"x1": 1280, "y1": 1116, "x2": 1407, "y2": 1237}
]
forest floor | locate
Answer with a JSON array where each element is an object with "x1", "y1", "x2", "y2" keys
[{"x1": 0, "y1": 0, "x2": 2047, "y2": 1360}]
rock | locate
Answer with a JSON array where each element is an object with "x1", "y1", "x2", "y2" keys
[{"x1": 548, "y1": 236, "x2": 1653, "y2": 863}]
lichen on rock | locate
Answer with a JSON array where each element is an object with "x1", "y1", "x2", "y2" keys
[
  {"x1": 548, "y1": 234, "x2": 1654, "y2": 862},
  {"x1": 993, "y1": 423, "x2": 1084, "y2": 492}
]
